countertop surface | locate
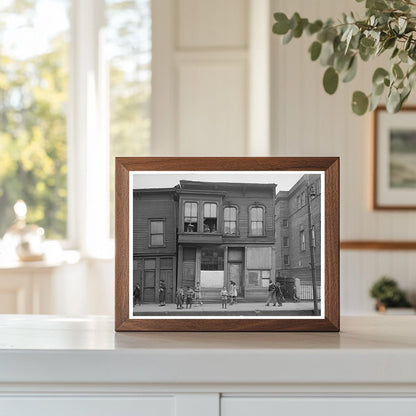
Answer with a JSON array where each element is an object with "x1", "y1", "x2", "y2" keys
[{"x1": 0, "y1": 315, "x2": 415, "y2": 385}]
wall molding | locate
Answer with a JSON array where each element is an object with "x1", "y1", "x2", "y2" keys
[{"x1": 341, "y1": 241, "x2": 416, "y2": 250}]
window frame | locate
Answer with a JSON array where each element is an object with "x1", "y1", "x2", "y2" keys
[
  {"x1": 283, "y1": 254, "x2": 289, "y2": 266},
  {"x1": 202, "y1": 201, "x2": 218, "y2": 233},
  {"x1": 148, "y1": 218, "x2": 165, "y2": 247},
  {"x1": 183, "y1": 201, "x2": 199, "y2": 233},
  {"x1": 300, "y1": 229, "x2": 306, "y2": 251},
  {"x1": 283, "y1": 236, "x2": 289, "y2": 247},
  {"x1": 249, "y1": 204, "x2": 265, "y2": 237},
  {"x1": 223, "y1": 205, "x2": 238, "y2": 236}
]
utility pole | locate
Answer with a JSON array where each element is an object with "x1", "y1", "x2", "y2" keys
[{"x1": 306, "y1": 178, "x2": 319, "y2": 316}]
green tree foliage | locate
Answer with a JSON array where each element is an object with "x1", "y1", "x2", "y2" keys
[
  {"x1": 272, "y1": 0, "x2": 416, "y2": 115},
  {"x1": 107, "y1": 0, "x2": 151, "y2": 237},
  {"x1": 0, "y1": 2, "x2": 68, "y2": 238}
]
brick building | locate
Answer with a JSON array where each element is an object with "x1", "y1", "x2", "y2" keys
[{"x1": 275, "y1": 174, "x2": 321, "y2": 297}]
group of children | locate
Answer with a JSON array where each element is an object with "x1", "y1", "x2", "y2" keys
[
  {"x1": 175, "y1": 283, "x2": 203, "y2": 309},
  {"x1": 175, "y1": 281, "x2": 239, "y2": 310}
]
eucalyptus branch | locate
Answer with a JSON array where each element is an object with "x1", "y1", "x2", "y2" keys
[{"x1": 272, "y1": 0, "x2": 416, "y2": 115}]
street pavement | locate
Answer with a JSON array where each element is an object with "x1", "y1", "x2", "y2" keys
[{"x1": 133, "y1": 301, "x2": 320, "y2": 316}]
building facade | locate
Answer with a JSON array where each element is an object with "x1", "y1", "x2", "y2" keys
[
  {"x1": 132, "y1": 188, "x2": 178, "y2": 304},
  {"x1": 275, "y1": 174, "x2": 321, "y2": 298},
  {"x1": 133, "y1": 180, "x2": 277, "y2": 303}
]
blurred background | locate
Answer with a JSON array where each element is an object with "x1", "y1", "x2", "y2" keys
[{"x1": 0, "y1": 0, "x2": 415, "y2": 316}]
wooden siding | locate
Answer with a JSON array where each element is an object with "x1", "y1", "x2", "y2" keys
[{"x1": 133, "y1": 191, "x2": 177, "y2": 255}]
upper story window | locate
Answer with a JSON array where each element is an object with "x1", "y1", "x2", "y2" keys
[
  {"x1": 283, "y1": 236, "x2": 289, "y2": 247},
  {"x1": 283, "y1": 255, "x2": 289, "y2": 266},
  {"x1": 250, "y1": 206, "x2": 264, "y2": 236},
  {"x1": 300, "y1": 230, "x2": 306, "y2": 251},
  {"x1": 184, "y1": 202, "x2": 198, "y2": 232},
  {"x1": 296, "y1": 195, "x2": 301, "y2": 209},
  {"x1": 224, "y1": 206, "x2": 237, "y2": 235},
  {"x1": 282, "y1": 219, "x2": 288, "y2": 228},
  {"x1": 203, "y1": 203, "x2": 217, "y2": 233},
  {"x1": 149, "y1": 220, "x2": 164, "y2": 246},
  {"x1": 301, "y1": 191, "x2": 306, "y2": 206}
]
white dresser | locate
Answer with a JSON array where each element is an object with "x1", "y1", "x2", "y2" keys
[{"x1": 1, "y1": 315, "x2": 416, "y2": 415}]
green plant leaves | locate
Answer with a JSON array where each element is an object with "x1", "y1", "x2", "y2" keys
[
  {"x1": 272, "y1": 4, "x2": 416, "y2": 115},
  {"x1": 323, "y1": 67, "x2": 339, "y2": 94},
  {"x1": 273, "y1": 13, "x2": 290, "y2": 34},
  {"x1": 352, "y1": 91, "x2": 369, "y2": 115},
  {"x1": 309, "y1": 41, "x2": 322, "y2": 61}
]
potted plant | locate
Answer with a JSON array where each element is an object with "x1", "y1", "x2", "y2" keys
[
  {"x1": 272, "y1": 0, "x2": 416, "y2": 115},
  {"x1": 369, "y1": 276, "x2": 412, "y2": 312}
]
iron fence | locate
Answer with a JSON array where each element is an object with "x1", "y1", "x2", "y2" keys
[{"x1": 298, "y1": 284, "x2": 321, "y2": 301}]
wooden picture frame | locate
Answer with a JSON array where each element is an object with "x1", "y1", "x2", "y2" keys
[
  {"x1": 115, "y1": 157, "x2": 339, "y2": 332},
  {"x1": 373, "y1": 106, "x2": 416, "y2": 210}
]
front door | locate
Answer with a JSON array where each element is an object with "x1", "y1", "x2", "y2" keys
[
  {"x1": 182, "y1": 247, "x2": 196, "y2": 289},
  {"x1": 228, "y1": 263, "x2": 243, "y2": 296}
]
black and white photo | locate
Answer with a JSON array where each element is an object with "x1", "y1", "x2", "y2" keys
[{"x1": 129, "y1": 171, "x2": 324, "y2": 319}]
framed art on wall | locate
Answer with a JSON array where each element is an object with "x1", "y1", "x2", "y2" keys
[
  {"x1": 115, "y1": 157, "x2": 339, "y2": 331},
  {"x1": 374, "y1": 106, "x2": 416, "y2": 210}
]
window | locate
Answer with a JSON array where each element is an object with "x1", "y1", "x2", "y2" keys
[
  {"x1": 247, "y1": 270, "x2": 270, "y2": 287},
  {"x1": 283, "y1": 236, "x2": 289, "y2": 247},
  {"x1": 300, "y1": 230, "x2": 306, "y2": 251},
  {"x1": 201, "y1": 247, "x2": 224, "y2": 270},
  {"x1": 224, "y1": 206, "x2": 237, "y2": 235},
  {"x1": 203, "y1": 203, "x2": 217, "y2": 232},
  {"x1": 0, "y1": 0, "x2": 70, "y2": 239},
  {"x1": 149, "y1": 220, "x2": 164, "y2": 246},
  {"x1": 184, "y1": 202, "x2": 198, "y2": 232},
  {"x1": 282, "y1": 219, "x2": 288, "y2": 227},
  {"x1": 297, "y1": 195, "x2": 301, "y2": 209},
  {"x1": 311, "y1": 225, "x2": 316, "y2": 248},
  {"x1": 250, "y1": 206, "x2": 264, "y2": 236},
  {"x1": 0, "y1": 0, "x2": 152, "y2": 255},
  {"x1": 301, "y1": 191, "x2": 306, "y2": 206},
  {"x1": 283, "y1": 255, "x2": 289, "y2": 266},
  {"x1": 107, "y1": 0, "x2": 151, "y2": 237}
]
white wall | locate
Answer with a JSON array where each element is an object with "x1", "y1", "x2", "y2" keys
[{"x1": 271, "y1": 0, "x2": 416, "y2": 313}]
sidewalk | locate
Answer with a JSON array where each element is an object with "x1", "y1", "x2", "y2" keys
[{"x1": 133, "y1": 301, "x2": 320, "y2": 316}]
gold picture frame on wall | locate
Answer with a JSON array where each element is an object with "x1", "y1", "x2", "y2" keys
[{"x1": 115, "y1": 157, "x2": 339, "y2": 332}]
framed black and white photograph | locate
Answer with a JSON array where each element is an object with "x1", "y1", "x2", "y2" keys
[
  {"x1": 374, "y1": 107, "x2": 416, "y2": 210},
  {"x1": 115, "y1": 157, "x2": 339, "y2": 331}
]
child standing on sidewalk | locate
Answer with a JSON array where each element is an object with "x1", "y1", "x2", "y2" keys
[{"x1": 220, "y1": 287, "x2": 228, "y2": 309}]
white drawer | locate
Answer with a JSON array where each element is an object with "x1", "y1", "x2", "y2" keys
[
  {"x1": 0, "y1": 396, "x2": 175, "y2": 416},
  {"x1": 221, "y1": 397, "x2": 416, "y2": 416}
]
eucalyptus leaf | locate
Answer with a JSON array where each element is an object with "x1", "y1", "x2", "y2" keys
[
  {"x1": 342, "y1": 56, "x2": 358, "y2": 82},
  {"x1": 372, "y1": 67, "x2": 389, "y2": 85},
  {"x1": 309, "y1": 41, "x2": 322, "y2": 61},
  {"x1": 352, "y1": 91, "x2": 369, "y2": 115},
  {"x1": 323, "y1": 67, "x2": 339, "y2": 94},
  {"x1": 386, "y1": 87, "x2": 401, "y2": 112},
  {"x1": 273, "y1": 13, "x2": 290, "y2": 34},
  {"x1": 393, "y1": 63, "x2": 404, "y2": 79},
  {"x1": 282, "y1": 29, "x2": 293, "y2": 44},
  {"x1": 307, "y1": 20, "x2": 323, "y2": 35},
  {"x1": 399, "y1": 49, "x2": 408, "y2": 63},
  {"x1": 369, "y1": 92, "x2": 383, "y2": 111},
  {"x1": 320, "y1": 40, "x2": 335, "y2": 66}
]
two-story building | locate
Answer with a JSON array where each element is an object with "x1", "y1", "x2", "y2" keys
[
  {"x1": 176, "y1": 180, "x2": 276, "y2": 302},
  {"x1": 132, "y1": 188, "x2": 178, "y2": 304},
  {"x1": 132, "y1": 180, "x2": 277, "y2": 303}
]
